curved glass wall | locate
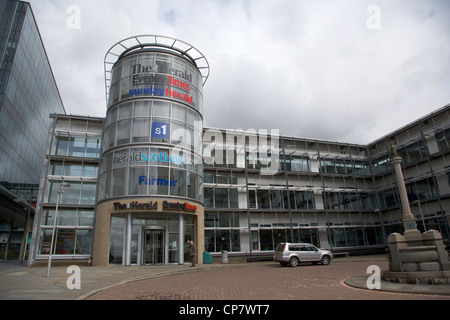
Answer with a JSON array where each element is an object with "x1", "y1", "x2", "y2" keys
[
  {"x1": 99, "y1": 50, "x2": 204, "y2": 203},
  {"x1": 107, "y1": 52, "x2": 203, "y2": 114}
]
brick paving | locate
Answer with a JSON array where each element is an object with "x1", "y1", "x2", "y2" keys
[{"x1": 86, "y1": 260, "x2": 450, "y2": 300}]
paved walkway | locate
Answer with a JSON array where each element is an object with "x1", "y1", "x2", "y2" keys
[{"x1": 0, "y1": 255, "x2": 449, "y2": 300}]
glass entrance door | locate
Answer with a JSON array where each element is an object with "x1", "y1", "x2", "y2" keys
[{"x1": 142, "y1": 228, "x2": 164, "y2": 265}]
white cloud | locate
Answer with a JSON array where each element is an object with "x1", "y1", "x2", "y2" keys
[{"x1": 28, "y1": 0, "x2": 450, "y2": 144}]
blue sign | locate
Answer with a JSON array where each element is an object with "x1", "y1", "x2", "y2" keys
[
  {"x1": 151, "y1": 122, "x2": 170, "y2": 139},
  {"x1": 139, "y1": 176, "x2": 178, "y2": 187}
]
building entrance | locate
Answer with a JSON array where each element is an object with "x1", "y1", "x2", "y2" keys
[{"x1": 142, "y1": 227, "x2": 165, "y2": 265}]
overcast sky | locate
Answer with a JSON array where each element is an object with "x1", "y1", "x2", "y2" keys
[{"x1": 27, "y1": 0, "x2": 450, "y2": 144}]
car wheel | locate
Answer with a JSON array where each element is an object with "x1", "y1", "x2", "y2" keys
[
  {"x1": 321, "y1": 255, "x2": 331, "y2": 265},
  {"x1": 289, "y1": 257, "x2": 299, "y2": 267}
]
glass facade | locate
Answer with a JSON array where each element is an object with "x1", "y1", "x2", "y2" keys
[
  {"x1": 2, "y1": 1, "x2": 445, "y2": 266},
  {"x1": 90, "y1": 36, "x2": 208, "y2": 266},
  {"x1": 99, "y1": 51, "x2": 204, "y2": 203},
  {"x1": 203, "y1": 109, "x2": 450, "y2": 255},
  {"x1": 31, "y1": 115, "x2": 102, "y2": 263},
  {"x1": 108, "y1": 213, "x2": 195, "y2": 265},
  {"x1": 0, "y1": 1, "x2": 65, "y2": 261},
  {"x1": 5, "y1": 10, "x2": 444, "y2": 263},
  {"x1": 30, "y1": 105, "x2": 450, "y2": 265},
  {"x1": 107, "y1": 52, "x2": 204, "y2": 114}
]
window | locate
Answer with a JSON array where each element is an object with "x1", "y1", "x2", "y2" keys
[
  {"x1": 435, "y1": 128, "x2": 450, "y2": 152},
  {"x1": 290, "y1": 156, "x2": 310, "y2": 172},
  {"x1": 132, "y1": 118, "x2": 150, "y2": 143},
  {"x1": 117, "y1": 119, "x2": 131, "y2": 145},
  {"x1": 406, "y1": 177, "x2": 438, "y2": 202},
  {"x1": 54, "y1": 134, "x2": 69, "y2": 156},
  {"x1": 294, "y1": 191, "x2": 315, "y2": 210},
  {"x1": 85, "y1": 138, "x2": 101, "y2": 158},
  {"x1": 379, "y1": 188, "x2": 399, "y2": 209},
  {"x1": 371, "y1": 156, "x2": 391, "y2": 175},
  {"x1": 38, "y1": 208, "x2": 94, "y2": 256},
  {"x1": 53, "y1": 135, "x2": 101, "y2": 158},
  {"x1": 397, "y1": 139, "x2": 428, "y2": 164},
  {"x1": 170, "y1": 168, "x2": 187, "y2": 197},
  {"x1": 68, "y1": 137, "x2": 86, "y2": 157}
]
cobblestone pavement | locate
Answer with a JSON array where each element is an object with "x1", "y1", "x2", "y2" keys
[{"x1": 87, "y1": 260, "x2": 450, "y2": 300}]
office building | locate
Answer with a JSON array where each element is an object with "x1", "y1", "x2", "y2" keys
[
  {"x1": 30, "y1": 103, "x2": 450, "y2": 265},
  {"x1": 0, "y1": 0, "x2": 65, "y2": 261},
  {"x1": 2, "y1": 2, "x2": 445, "y2": 265},
  {"x1": 203, "y1": 106, "x2": 450, "y2": 257}
]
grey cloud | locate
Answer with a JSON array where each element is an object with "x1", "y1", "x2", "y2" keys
[{"x1": 28, "y1": 0, "x2": 450, "y2": 144}]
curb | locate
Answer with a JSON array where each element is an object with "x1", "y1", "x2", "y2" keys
[{"x1": 343, "y1": 274, "x2": 450, "y2": 297}]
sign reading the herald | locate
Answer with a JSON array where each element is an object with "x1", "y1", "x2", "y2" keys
[{"x1": 125, "y1": 59, "x2": 199, "y2": 108}]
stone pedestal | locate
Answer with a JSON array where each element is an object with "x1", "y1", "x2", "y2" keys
[
  {"x1": 383, "y1": 229, "x2": 450, "y2": 284},
  {"x1": 383, "y1": 145, "x2": 450, "y2": 284}
]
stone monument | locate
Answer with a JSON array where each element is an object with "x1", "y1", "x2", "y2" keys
[
  {"x1": 382, "y1": 143, "x2": 450, "y2": 284},
  {"x1": 381, "y1": 143, "x2": 450, "y2": 284}
]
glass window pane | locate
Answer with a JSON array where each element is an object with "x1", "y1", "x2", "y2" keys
[
  {"x1": 172, "y1": 104, "x2": 186, "y2": 122},
  {"x1": 86, "y1": 138, "x2": 101, "y2": 158},
  {"x1": 46, "y1": 182, "x2": 58, "y2": 203},
  {"x1": 54, "y1": 135, "x2": 69, "y2": 156},
  {"x1": 55, "y1": 229, "x2": 75, "y2": 254},
  {"x1": 229, "y1": 188, "x2": 238, "y2": 208},
  {"x1": 112, "y1": 168, "x2": 126, "y2": 197},
  {"x1": 64, "y1": 163, "x2": 82, "y2": 176},
  {"x1": 38, "y1": 229, "x2": 52, "y2": 254},
  {"x1": 205, "y1": 230, "x2": 215, "y2": 252},
  {"x1": 60, "y1": 182, "x2": 81, "y2": 204},
  {"x1": 58, "y1": 209, "x2": 77, "y2": 226},
  {"x1": 41, "y1": 210, "x2": 55, "y2": 226},
  {"x1": 129, "y1": 166, "x2": 148, "y2": 195},
  {"x1": 134, "y1": 100, "x2": 151, "y2": 117},
  {"x1": 231, "y1": 230, "x2": 240, "y2": 251},
  {"x1": 216, "y1": 230, "x2": 230, "y2": 251},
  {"x1": 171, "y1": 121, "x2": 187, "y2": 146},
  {"x1": 148, "y1": 166, "x2": 169, "y2": 195},
  {"x1": 258, "y1": 190, "x2": 270, "y2": 209},
  {"x1": 81, "y1": 183, "x2": 97, "y2": 204},
  {"x1": 132, "y1": 118, "x2": 150, "y2": 143},
  {"x1": 170, "y1": 168, "x2": 186, "y2": 197},
  {"x1": 204, "y1": 187, "x2": 213, "y2": 208},
  {"x1": 119, "y1": 102, "x2": 132, "y2": 119},
  {"x1": 109, "y1": 216, "x2": 125, "y2": 264},
  {"x1": 78, "y1": 210, "x2": 94, "y2": 226},
  {"x1": 68, "y1": 137, "x2": 86, "y2": 157},
  {"x1": 83, "y1": 164, "x2": 98, "y2": 178},
  {"x1": 187, "y1": 171, "x2": 198, "y2": 200},
  {"x1": 75, "y1": 229, "x2": 92, "y2": 254},
  {"x1": 105, "y1": 124, "x2": 116, "y2": 149},
  {"x1": 153, "y1": 100, "x2": 170, "y2": 118},
  {"x1": 50, "y1": 162, "x2": 64, "y2": 175},
  {"x1": 117, "y1": 119, "x2": 131, "y2": 145},
  {"x1": 215, "y1": 188, "x2": 228, "y2": 208}
]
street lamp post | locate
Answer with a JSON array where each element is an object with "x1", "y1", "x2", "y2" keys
[{"x1": 46, "y1": 182, "x2": 70, "y2": 278}]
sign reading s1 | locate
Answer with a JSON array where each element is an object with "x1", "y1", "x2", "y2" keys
[{"x1": 152, "y1": 122, "x2": 170, "y2": 139}]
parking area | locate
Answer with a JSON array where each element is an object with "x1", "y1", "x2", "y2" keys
[{"x1": 86, "y1": 259, "x2": 449, "y2": 300}]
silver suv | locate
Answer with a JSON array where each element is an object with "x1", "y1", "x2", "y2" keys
[{"x1": 274, "y1": 243, "x2": 333, "y2": 267}]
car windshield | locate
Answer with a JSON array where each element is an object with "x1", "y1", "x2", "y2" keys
[{"x1": 275, "y1": 243, "x2": 285, "y2": 251}]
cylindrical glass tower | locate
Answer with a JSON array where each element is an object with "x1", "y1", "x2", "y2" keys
[{"x1": 93, "y1": 35, "x2": 209, "y2": 266}]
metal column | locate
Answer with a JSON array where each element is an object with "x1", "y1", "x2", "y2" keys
[{"x1": 178, "y1": 213, "x2": 184, "y2": 264}]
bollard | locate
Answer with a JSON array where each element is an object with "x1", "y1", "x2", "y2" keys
[{"x1": 221, "y1": 250, "x2": 228, "y2": 264}]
